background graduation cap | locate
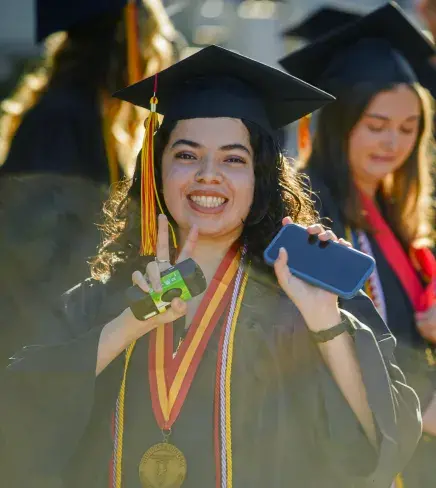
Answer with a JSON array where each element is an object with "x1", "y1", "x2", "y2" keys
[
  {"x1": 282, "y1": 3, "x2": 366, "y2": 158},
  {"x1": 279, "y1": 2, "x2": 436, "y2": 98},
  {"x1": 36, "y1": 0, "x2": 128, "y2": 42},
  {"x1": 282, "y1": 4, "x2": 363, "y2": 42},
  {"x1": 114, "y1": 44, "x2": 335, "y2": 255}
]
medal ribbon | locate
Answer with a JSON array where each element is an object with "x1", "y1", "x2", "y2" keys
[
  {"x1": 148, "y1": 244, "x2": 240, "y2": 429},
  {"x1": 111, "y1": 244, "x2": 248, "y2": 488}
]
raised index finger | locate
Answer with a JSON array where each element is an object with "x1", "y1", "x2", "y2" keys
[
  {"x1": 176, "y1": 225, "x2": 198, "y2": 263},
  {"x1": 156, "y1": 214, "x2": 170, "y2": 262}
]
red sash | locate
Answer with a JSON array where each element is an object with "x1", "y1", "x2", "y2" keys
[
  {"x1": 148, "y1": 244, "x2": 240, "y2": 429},
  {"x1": 359, "y1": 190, "x2": 436, "y2": 312}
]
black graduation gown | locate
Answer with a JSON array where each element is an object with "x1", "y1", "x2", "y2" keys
[
  {"x1": 0, "y1": 174, "x2": 106, "y2": 484},
  {"x1": 1, "y1": 258, "x2": 421, "y2": 488},
  {"x1": 0, "y1": 83, "x2": 110, "y2": 185},
  {"x1": 0, "y1": 174, "x2": 105, "y2": 368},
  {"x1": 304, "y1": 167, "x2": 436, "y2": 486}
]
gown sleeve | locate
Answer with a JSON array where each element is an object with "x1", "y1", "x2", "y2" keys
[
  {"x1": 339, "y1": 292, "x2": 422, "y2": 484},
  {"x1": 278, "y1": 289, "x2": 421, "y2": 486},
  {"x1": 0, "y1": 278, "x2": 125, "y2": 486},
  {"x1": 321, "y1": 292, "x2": 421, "y2": 485}
]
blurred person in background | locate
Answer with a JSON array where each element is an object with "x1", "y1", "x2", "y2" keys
[
  {"x1": 0, "y1": 175, "x2": 105, "y2": 368},
  {"x1": 0, "y1": 3, "x2": 180, "y2": 484},
  {"x1": 0, "y1": 0, "x2": 180, "y2": 185},
  {"x1": 0, "y1": 0, "x2": 181, "y2": 349},
  {"x1": 281, "y1": 3, "x2": 436, "y2": 486}
]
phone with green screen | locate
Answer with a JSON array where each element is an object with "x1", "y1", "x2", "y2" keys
[{"x1": 126, "y1": 259, "x2": 207, "y2": 321}]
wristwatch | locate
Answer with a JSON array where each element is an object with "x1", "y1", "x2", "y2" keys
[{"x1": 309, "y1": 313, "x2": 356, "y2": 343}]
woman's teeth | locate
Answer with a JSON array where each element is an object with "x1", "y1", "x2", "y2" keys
[{"x1": 190, "y1": 195, "x2": 226, "y2": 208}]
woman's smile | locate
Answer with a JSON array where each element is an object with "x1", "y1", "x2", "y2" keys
[
  {"x1": 187, "y1": 189, "x2": 229, "y2": 213},
  {"x1": 162, "y1": 118, "x2": 255, "y2": 238}
]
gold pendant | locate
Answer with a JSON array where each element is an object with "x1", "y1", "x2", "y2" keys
[{"x1": 139, "y1": 442, "x2": 187, "y2": 488}]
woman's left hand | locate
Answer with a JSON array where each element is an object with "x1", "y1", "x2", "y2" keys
[
  {"x1": 273, "y1": 217, "x2": 352, "y2": 332},
  {"x1": 416, "y1": 304, "x2": 436, "y2": 343}
]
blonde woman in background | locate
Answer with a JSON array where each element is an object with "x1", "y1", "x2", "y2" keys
[
  {"x1": 0, "y1": 3, "x2": 181, "y2": 486},
  {"x1": 0, "y1": 0, "x2": 182, "y2": 185}
]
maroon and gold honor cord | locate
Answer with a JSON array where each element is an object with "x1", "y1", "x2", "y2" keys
[{"x1": 111, "y1": 246, "x2": 249, "y2": 488}]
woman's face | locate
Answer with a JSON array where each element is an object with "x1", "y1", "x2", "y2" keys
[
  {"x1": 348, "y1": 84, "x2": 421, "y2": 188},
  {"x1": 161, "y1": 118, "x2": 255, "y2": 238}
]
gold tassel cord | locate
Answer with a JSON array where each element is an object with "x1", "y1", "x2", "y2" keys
[
  {"x1": 140, "y1": 94, "x2": 177, "y2": 255},
  {"x1": 102, "y1": 0, "x2": 142, "y2": 186},
  {"x1": 297, "y1": 114, "x2": 312, "y2": 160},
  {"x1": 125, "y1": 0, "x2": 142, "y2": 85}
]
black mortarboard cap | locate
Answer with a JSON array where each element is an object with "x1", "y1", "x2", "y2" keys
[
  {"x1": 36, "y1": 0, "x2": 127, "y2": 42},
  {"x1": 279, "y1": 2, "x2": 436, "y2": 95},
  {"x1": 283, "y1": 5, "x2": 362, "y2": 41},
  {"x1": 113, "y1": 45, "x2": 334, "y2": 135}
]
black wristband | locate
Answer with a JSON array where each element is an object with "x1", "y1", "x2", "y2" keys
[{"x1": 309, "y1": 314, "x2": 355, "y2": 343}]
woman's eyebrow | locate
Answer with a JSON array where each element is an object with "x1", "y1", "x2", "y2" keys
[
  {"x1": 171, "y1": 139, "x2": 202, "y2": 149},
  {"x1": 364, "y1": 113, "x2": 420, "y2": 122},
  {"x1": 171, "y1": 140, "x2": 252, "y2": 155},
  {"x1": 219, "y1": 143, "x2": 252, "y2": 155},
  {"x1": 364, "y1": 113, "x2": 389, "y2": 121}
]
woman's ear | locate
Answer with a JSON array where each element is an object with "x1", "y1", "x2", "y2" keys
[{"x1": 297, "y1": 115, "x2": 312, "y2": 161}]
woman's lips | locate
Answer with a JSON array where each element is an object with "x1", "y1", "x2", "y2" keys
[
  {"x1": 370, "y1": 155, "x2": 396, "y2": 163},
  {"x1": 187, "y1": 193, "x2": 228, "y2": 214}
]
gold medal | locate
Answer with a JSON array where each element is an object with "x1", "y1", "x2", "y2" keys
[{"x1": 139, "y1": 442, "x2": 187, "y2": 488}]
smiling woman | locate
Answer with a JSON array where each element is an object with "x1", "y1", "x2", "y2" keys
[
  {"x1": 92, "y1": 111, "x2": 315, "y2": 278},
  {"x1": 1, "y1": 45, "x2": 421, "y2": 488},
  {"x1": 348, "y1": 85, "x2": 422, "y2": 196},
  {"x1": 162, "y1": 118, "x2": 255, "y2": 237}
]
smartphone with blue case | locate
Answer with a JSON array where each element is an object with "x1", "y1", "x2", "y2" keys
[{"x1": 264, "y1": 224, "x2": 375, "y2": 299}]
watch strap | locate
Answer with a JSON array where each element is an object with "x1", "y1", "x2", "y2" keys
[{"x1": 309, "y1": 313, "x2": 355, "y2": 343}]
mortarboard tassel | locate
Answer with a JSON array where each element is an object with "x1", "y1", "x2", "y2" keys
[
  {"x1": 125, "y1": 0, "x2": 142, "y2": 85},
  {"x1": 101, "y1": 0, "x2": 141, "y2": 186},
  {"x1": 140, "y1": 75, "x2": 177, "y2": 255},
  {"x1": 297, "y1": 114, "x2": 312, "y2": 160}
]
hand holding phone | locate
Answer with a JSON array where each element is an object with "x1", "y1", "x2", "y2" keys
[{"x1": 264, "y1": 224, "x2": 375, "y2": 299}]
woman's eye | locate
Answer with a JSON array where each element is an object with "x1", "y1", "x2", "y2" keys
[
  {"x1": 367, "y1": 125, "x2": 384, "y2": 133},
  {"x1": 400, "y1": 127, "x2": 415, "y2": 135},
  {"x1": 175, "y1": 152, "x2": 196, "y2": 161},
  {"x1": 225, "y1": 156, "x2": 246, "y2": 164}
]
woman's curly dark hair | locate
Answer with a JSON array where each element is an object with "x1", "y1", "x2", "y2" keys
[{"x1": 90, "y1": 119, "x2": 318, "y2": 281}]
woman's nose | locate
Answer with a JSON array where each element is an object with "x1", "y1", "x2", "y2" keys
[
  {"x1": 381, "y1": 129, "x2": 400, "y2": 152},
  {"x1": 194, "y1": 158, "x2": 223, "y2": 184}
]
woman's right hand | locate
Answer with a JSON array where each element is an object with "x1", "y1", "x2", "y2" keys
[
  {"x1": 96, "y1": 215, "x2": 198, "y2": 375},
  {"x1": 129, "y1": 214, "x2": 198, "y2": 333},
  {"x1": 416, "y1": 304, "x2": 436, "y2": 344}
]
